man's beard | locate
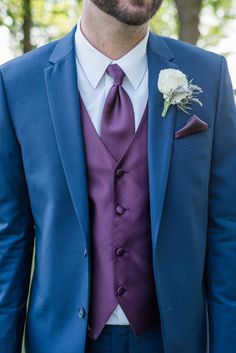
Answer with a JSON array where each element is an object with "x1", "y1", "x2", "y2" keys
[{"x1": 90, "y1": 0, "x2": 163, "y2": 26}]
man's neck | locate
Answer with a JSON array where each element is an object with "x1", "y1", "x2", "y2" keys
[{"x1": 80, "y1": 1, "x2": 148, "y2": 60}]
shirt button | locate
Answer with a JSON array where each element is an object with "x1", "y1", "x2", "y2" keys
[
  {"x1": 116, "y1": 286, "x2": 125, "y2": 296},
  {"x1": 115, "y1": 205, "x2": 125, "y2": 215},
  {"x1": 84, "y1": 248, "x2": 88, "y2": 257},
  {"x1": 115, "y1": 248, "x2": 125, "y2": 256},
  {"x1": 116, "y1": 169, "x2": 125, "y2": 177},
  {"x1": 78, "y1": 307, "x2": 86, "y2": 318}
]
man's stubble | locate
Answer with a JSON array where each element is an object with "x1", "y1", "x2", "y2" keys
[{"x1": 90, "y1": 0, "x2": 164, "y2": 26}]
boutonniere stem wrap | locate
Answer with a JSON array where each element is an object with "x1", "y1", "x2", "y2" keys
[{"x1": 158, "y1": 69, "x2": 203, "y2": 118}]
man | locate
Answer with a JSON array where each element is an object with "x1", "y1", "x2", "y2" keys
[{"x1": 0, "y1": 0, "x2": 236, "y2": 352}]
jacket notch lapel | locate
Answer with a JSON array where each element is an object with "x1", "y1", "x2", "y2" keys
[
  {"x1": 147, "y1": 33, "x2": 179, "y2": 250},
  {"x1": 44, "y1": 33, "x2": 90, "y2": 248},
  {"x1": 44, "y1": 29, "x2": 179, "y2": 252}
]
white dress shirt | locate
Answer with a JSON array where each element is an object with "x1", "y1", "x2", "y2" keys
[{"x1": 75, "y1": 18, "x2": 149, "y2": 325}]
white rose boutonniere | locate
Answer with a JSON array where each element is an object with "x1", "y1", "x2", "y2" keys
[{"x1": 158, "y1": 69, "x2": 203, "y2": 118}]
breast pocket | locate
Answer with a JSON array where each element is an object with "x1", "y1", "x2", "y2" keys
[{"x1": 172, "y1": 128, "x2": 212, "y2": 153}]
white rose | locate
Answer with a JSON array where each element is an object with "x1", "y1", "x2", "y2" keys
[{"x1": 158, "y1": 69, "x2": 188, "y2": 99}]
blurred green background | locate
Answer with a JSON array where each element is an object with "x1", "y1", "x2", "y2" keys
[
  {"x1": 0, "y1": 1, "x2": 235, "y2": 352},
  {"x1": 0, "y1": 0, "x2": 236, "y2": 52},
  {"x1": 0, "y1": 0, "x2": 236, "y2": 87}
]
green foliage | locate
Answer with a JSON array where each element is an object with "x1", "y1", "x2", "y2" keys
[
  {"x1": 203, "y1": 0, "x2": 233, "y2": 12},
  {"x1": 0, "y1": 0, "x2": 235, "y2": 54},
  {"x1": 0, "y1": 0, "x2": 24, "y2": 53},
  {"x1": 150, "y1": 0, "x2": 178, "y2": 38},
  {"x1": 31, "y1": 0, "x2": 81, "y2": 44},
  {"x1": 150, "y1": 0, "x2": 235, "y2": 47},
  {"x1": 0, "y1": 0, "x2": 81, "y2": 54},
  {"x1": 198, "y1": 0, "x2": 235, "y2": 48}
]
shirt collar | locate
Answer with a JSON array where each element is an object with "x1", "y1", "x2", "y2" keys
[{"x1": 75, "y1": 18, "x2": 149, "y2": 89}]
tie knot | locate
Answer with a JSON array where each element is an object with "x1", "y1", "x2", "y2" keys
[{"x1": 106, "y1": 64, "x2": 125, "y2": 86}]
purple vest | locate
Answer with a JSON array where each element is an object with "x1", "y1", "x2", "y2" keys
[{"x1": 80, "y1": 97, "x2": 160, "y2": 340}]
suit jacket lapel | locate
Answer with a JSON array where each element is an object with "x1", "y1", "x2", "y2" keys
[
  {"x1": 44, "y1": 28, "x2": 179, "y2": 252},
  {"x1": 44, "y1": 27, "x2": 90, "y2": 248},
  {"x1": 147, "y1": 32, "x2": 179, "y2": 251}
]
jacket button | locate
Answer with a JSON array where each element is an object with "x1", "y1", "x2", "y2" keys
[
  {"x1": 116, "y1": 169, "x2": 125, "y2": 177},
  {"x1": 84, "y1": 248, "x2": 88, "y2": 257},
  {"x1": 116, "y1": 248, "x2": 125, "y2": 256},
  {"x1": 115, "y1": 205, "x2": 125, "y2": 215},
  {"x1": 78, "y1": 307, "x2": 86, "y2": 318},
  {"x1": 116, "y1": 286, "x2": 125, "y2": 296}
]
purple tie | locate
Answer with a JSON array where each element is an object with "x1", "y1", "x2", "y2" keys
[{"x1": 101, "y1": 64, "x2": 135, "y2": 161}]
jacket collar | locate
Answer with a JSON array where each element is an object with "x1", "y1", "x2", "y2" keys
[
  {"x1": 46, "y1": 26, "x2": 178, "y2": 251},
  {"x1": 49, "y1": 25, "x2": 175, "y2": 65}
]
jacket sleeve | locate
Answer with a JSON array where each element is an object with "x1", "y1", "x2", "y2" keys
[
  {"x1": 0, "y1": 69, "x2": 35, "y2": 353},
  {"x1": 206, "y1": 56, "x2": 236, "y2": 353}
]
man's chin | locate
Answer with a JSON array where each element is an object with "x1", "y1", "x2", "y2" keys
[
  {"x1": 109, "y1": 10, "x2": 149, "y2": 26},
  {"x1": 114, "y1": 17, "x2": 149, "y2": 27},
  {"x1": 91, "y1": 0, "x2": 163, "y2": 26}
]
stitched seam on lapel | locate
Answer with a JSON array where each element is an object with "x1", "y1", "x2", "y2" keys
[{"x1": 44, "y1": 66, "x2": 88, "y2": 240}]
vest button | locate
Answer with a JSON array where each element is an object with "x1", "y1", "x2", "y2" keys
[
  {"x1": 116, "y1": 169, "x2": 125, "y2": 177},
  {"x1": 78, "y1": 307, "x2": 86, "y2": 318},
  {"x1": 115, "y1": 205, "x2": 125, "y2": 215},
  {"x1": 116, "y1": 247, "x2": 125, "y2": 256},
  {"x1": 116, "y1": 286, "x2": 125, "y2": 296}
]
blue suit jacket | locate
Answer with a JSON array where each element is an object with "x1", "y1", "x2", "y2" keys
[{"x1": 0, "y1": 27, "x2": 236, "y2": 353}]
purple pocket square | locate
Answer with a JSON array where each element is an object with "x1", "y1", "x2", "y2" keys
[{"x1": 175, "y1": 115, "x2": 209, "y2": 140}]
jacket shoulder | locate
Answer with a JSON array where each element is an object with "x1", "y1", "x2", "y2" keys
[
  {"x1": 161, "y1": 35, "x2": 223, "y2": 70},
  {"x1": 0, "y1": 39, "x2": 59, "y2": 89},
  {"x1": 1, "y1": 40, "x2": 57, "y2": 71}
]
